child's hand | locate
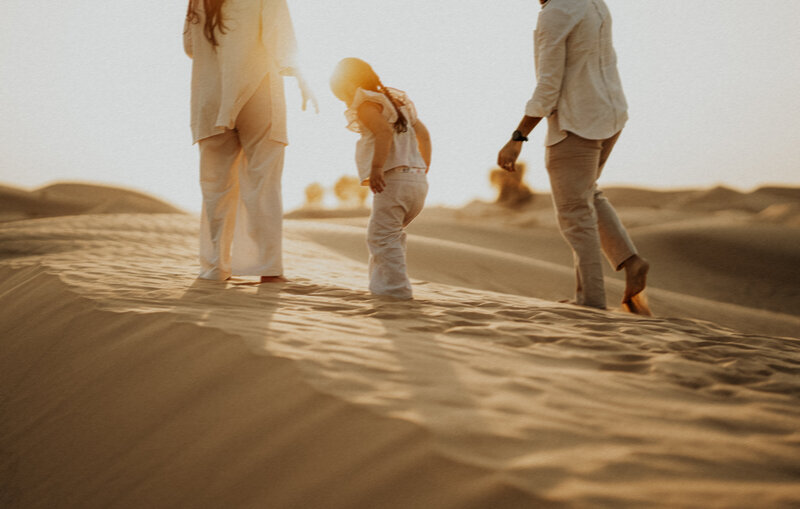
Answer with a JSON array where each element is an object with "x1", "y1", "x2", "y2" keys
[{"x1": 369, "y1": 169, "x2": 386, "y2": 193}]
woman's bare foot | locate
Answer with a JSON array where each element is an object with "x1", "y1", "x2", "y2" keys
[{"x1": 260, "y1": 275, "x2": 289, "y2": 283}]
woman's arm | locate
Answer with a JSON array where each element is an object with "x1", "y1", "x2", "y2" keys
[
  {"x1": 413, "y1": 120, "x2": 432, "y2": 171},
  {"x1": 357, "y1": 102, "x2": 394, "y2": 193},
  {"x1": 294, "y1": 71, "x2": 319, "y2": 113},
  {"x1": 261, "y1": 1, "x2": 318, "y2": 112},
  {"x1": 262, "y1": 0, "x2": 298, "y2": 75}
]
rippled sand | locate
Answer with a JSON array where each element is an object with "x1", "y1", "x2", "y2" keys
[{"x1": 2, "y1": 211, "x2": 799, "y2": 508}]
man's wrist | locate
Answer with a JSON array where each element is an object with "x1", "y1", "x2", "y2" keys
[{"x1": 511, "y1": 130, "x2": 529, "y2": 142}]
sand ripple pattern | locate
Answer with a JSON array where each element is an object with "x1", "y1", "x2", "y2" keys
[{"x1": 1, "y1": 214, "x2": 799, "y2": 508}]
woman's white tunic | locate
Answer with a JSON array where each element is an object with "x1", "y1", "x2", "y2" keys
[{"x1": 183, "y1": 0, "x2": 297, "y2": 145}]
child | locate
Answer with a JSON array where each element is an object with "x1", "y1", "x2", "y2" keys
[{"x1": 330, "y1": 58, "x2": 432, "y2": 299}]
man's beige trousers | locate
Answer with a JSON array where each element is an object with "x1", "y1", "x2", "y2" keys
[
  {"x1": 198, "y1": 75, "x2": 284, "y2": 280},
  {"x1": 545, "y1": 131, "x2": 637, "y2": 308}
]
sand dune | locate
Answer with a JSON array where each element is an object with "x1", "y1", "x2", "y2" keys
[
  {"x1": 596, "y1": 185, "x2": 800, "y2": 215},
  {"x1": 409, "y1": 185, "x2": 800, "y2": 228},
  {"x1": 295, "y1": 221, "x2": 800, "y2": 339},
  {"x1": 0, "y1": 182, "x2": 183, "y2": 222},
  {"x1": 308, "y1": 209, "x2": 800, "y2": 324},
  {"x1": 759, "y1": 202, "x2": 800, "y2": 227},
  {"x1": 2, "y1": 210, "x2": 800, "y2": 508}
]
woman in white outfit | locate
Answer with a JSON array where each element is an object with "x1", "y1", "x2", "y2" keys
[
  {"x1": 330, "y1": 58, "x2": 432, "y2": 299},
  {"x1": 183, "y1": 0, "x2": 316, "y2": 282}
]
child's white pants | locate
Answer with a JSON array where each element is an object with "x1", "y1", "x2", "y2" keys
[
  {"x1": 367, "y1": 171, "x2": 428, "y2": 299},
  {"x1": 197, "y1": 75, "x2": 285, "y2": 280}
]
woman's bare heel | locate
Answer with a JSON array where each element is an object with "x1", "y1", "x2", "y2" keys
[{"x1": 260, "y1": 275, "x2": 289, "y2": 283}]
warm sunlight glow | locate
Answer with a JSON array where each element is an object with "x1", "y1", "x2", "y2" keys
[
  {"x1": 1, "y1": 1, "x2": 799, "y2": 211},
  {"x1": 2, "y1": 5, "x2": 800, "y2": 507}
]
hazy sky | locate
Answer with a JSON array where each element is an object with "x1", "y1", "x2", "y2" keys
[{"x1": 2, "y1": 1, "x2": 799, "y2": 212}]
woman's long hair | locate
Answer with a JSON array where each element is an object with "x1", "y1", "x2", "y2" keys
[
  {"x1": 186, "y1": 0, "x2": 228, "y2": 47},
  {"x1": 330, "y1": 58, "x2": 408, "y2": 134}
]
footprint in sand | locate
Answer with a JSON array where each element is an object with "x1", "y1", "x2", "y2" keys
[
  {"x1": 522, "y1": 333, "x2": 563, "y2": 345},
  {"x1": 444, "y1": 326, "x2": 496, "y2": 338},
  {"x1": 598, "y1": 362, "x2": 652, "y2": 374}
]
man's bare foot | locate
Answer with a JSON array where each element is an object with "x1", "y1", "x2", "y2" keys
[
  {"x1": 260, "y1": 275, "x2": 289, "y2": 283},
  {"x1": 620, "y1": 255, "x2": 651, "y2": 315},
  {"x1": 622, "y1": 292, "x2": 652, "y2": 316},
  {"x1": 622, "y1": 254, "x2": 649, "y2": 302}
]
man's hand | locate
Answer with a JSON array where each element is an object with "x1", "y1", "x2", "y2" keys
[
  {"x1": 498, "y1": 116, "x2": 541, "y2": 171},
  {"x1": 369, "y1": 168, "x2": 386, "y2": 194},
  {"x1": 498, "y1": 140, "x2": 523, "y2": 172}
]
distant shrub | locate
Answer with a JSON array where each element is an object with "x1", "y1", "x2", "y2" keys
[
  {"x1": 334, "y1": 175, "x2": 369, "y2": 207},
  {"x1": 489, "y1": 161, "x2": 534, "y2": 208},
  {"x1": 304, "y1": 182, "x2": 325, "y2": 207}
]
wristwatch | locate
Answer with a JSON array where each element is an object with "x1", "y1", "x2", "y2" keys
[{"x1": 511, "y1": 130, "x2": 529, "y2": 142}]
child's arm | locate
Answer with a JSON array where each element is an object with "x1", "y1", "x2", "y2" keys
[
  {"x1": 357, "y1": 102, "x2": 394, "y2": 193},
  {"x1": 183, "y1": 18, "x2": 193, "y2": 58},
  {"x1": 414, "y1": 120, "x2": 432, "y2": 171}
]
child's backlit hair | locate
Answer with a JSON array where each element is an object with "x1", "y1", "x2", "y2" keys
[{"x1": 330, "y1": 58, "x2": 408, "y2": 134}]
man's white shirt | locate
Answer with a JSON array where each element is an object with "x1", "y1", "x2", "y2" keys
[{"x1": 525, "y1": 0, "x2": 628, "y2": 146}]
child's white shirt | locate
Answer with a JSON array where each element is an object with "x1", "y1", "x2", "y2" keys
[{"x1": 345, "y1": 88, "x2": 427, "y2": 185}]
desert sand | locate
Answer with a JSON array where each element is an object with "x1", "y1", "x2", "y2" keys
[
  {"x1": 0, "y1": 182, "x2": 183, "y2": 222},
  {"x1": 1, "y1": 182, "x2": 799, "y2": 508}
]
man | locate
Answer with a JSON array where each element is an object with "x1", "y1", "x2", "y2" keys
[{"x1": 497, "y1": 0, "x2": 650, "y2": 312}]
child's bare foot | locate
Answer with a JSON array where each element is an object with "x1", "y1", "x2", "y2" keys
[{"x1": 260, "y1": 275, "x2": 289, "y2": 283}]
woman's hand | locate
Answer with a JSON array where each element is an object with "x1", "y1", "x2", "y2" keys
[{"x1": 296, "y1": 74, "x2": 319, "y2": 113}]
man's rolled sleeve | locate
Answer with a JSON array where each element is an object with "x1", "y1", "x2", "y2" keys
[{"x1": 524, "y1": 8, "x2": 575, "y2": 118}]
